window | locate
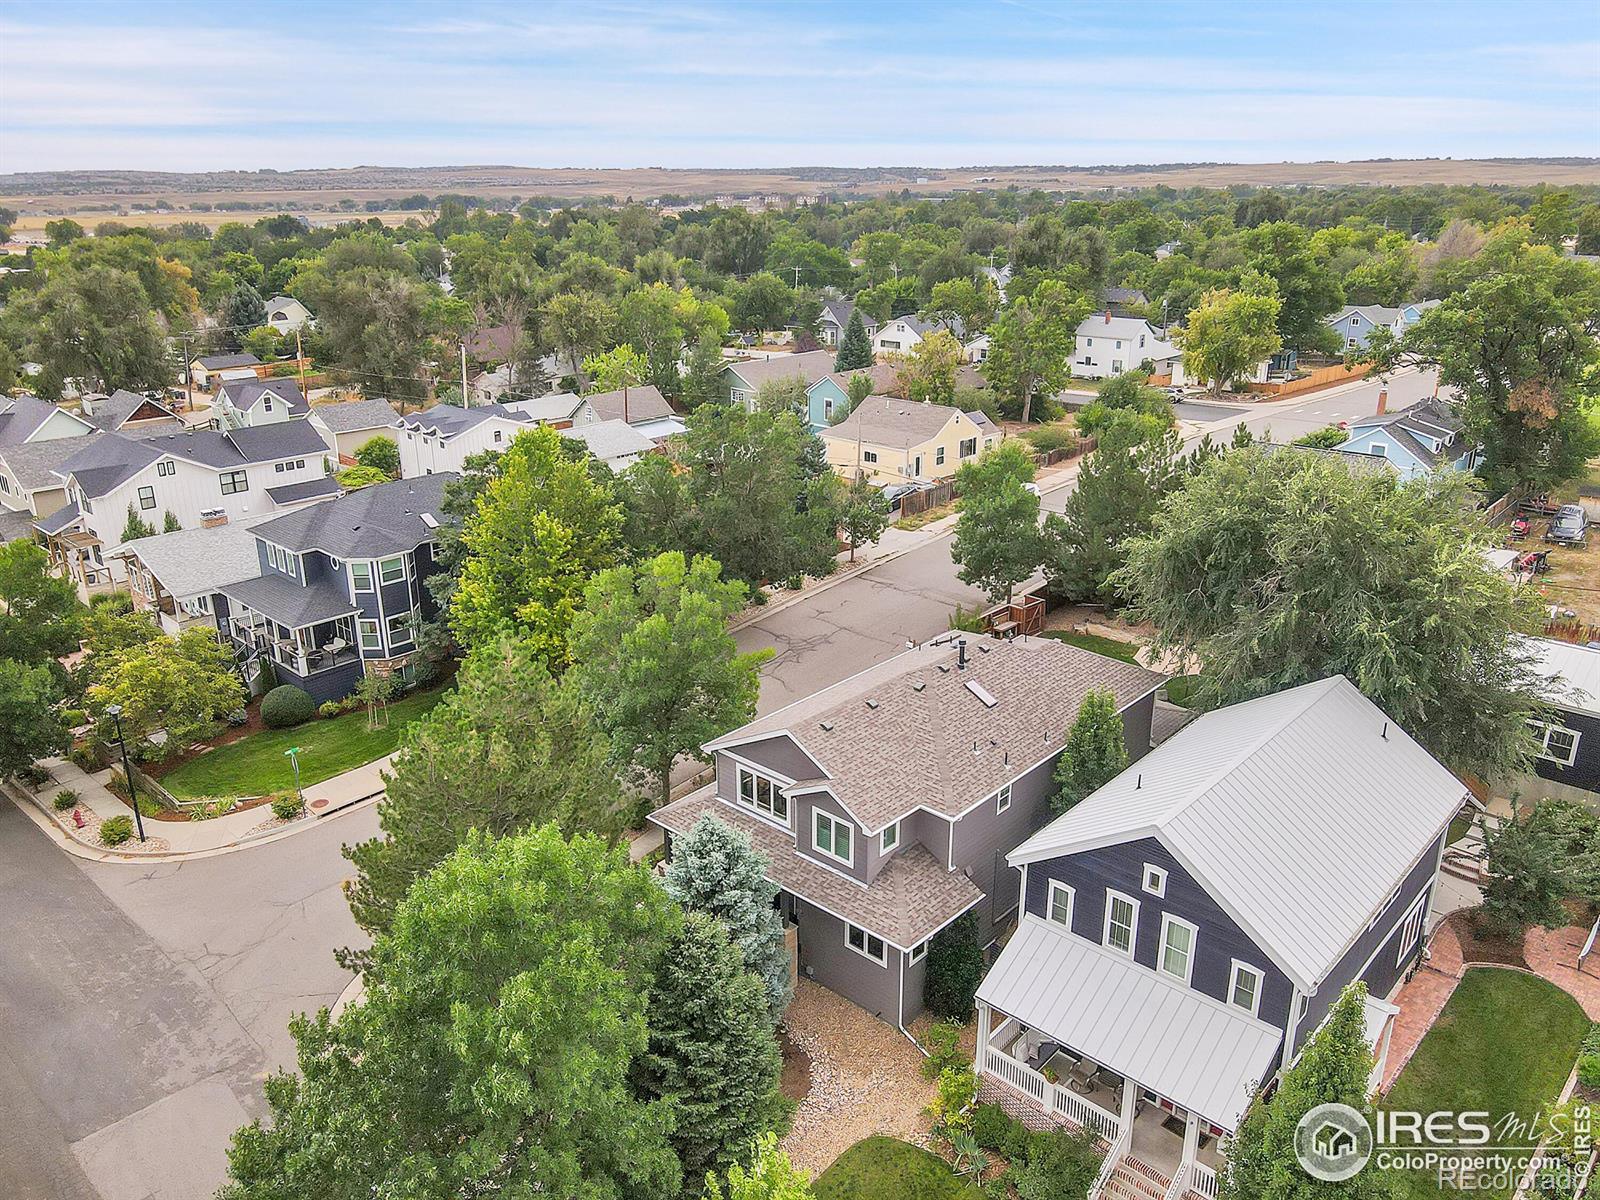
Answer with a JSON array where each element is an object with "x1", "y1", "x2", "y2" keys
[
  {"x1": 351, "y1": 561, "x2": 373, "y2": 591},
  {"x1": 1115, "y1": 340, "x2": 1123, "y2": 349},
  {"x1": 993, "y1": 782, "x2": 1011, "y2": 814},
  {"x1": 1229, "y1": 962, "x2": 1264, "y2": 1015},
  {"x1": 845, "y1": 923, "x2": 887, "y2": 965},
  {"x1": 220, "y1": 470, "x2": 248, "y2": 495},
  {"x1": 935, "y1": 446, "x2": 945, "y2": 466},
  {"x1": 0, "y1": 477, "x2": 8, "y2": 494},
  {"x1": 275, "y1": 462, "x2": 286, "y2": 473},
  {"x1": 1142, "y1": 865, "x2": 1167, "y2": 897},
  {"x1": 1086, "y1": 337, "x2": 1094, "y2": 346},
  {"x1": 137, "y1": 486, "x2": 156, "y2": 510},
  {"x1": 1103, "y1": 890, "x2": 1138, "y2": 955},
  {"x1": 813, "y1": 809, "x2": 853, "y2": 866},
  {"x1": 358, "y1": 619, "x2": 381, "y2": 651},
  {"x1": 1347, "y1": 337, "x2": 1359, "y2": 349},
  {"x1": 1395, "y1": 894, "x2": 1428, "y2": 966},
  {"x1": 493, "y1": 429, "x2": 503, "y2": 443},
  {"x1": 908, "y1": 939, "x2": 928, "y2": 964},
  {"x1": 157, "y1": 460, "x2": 175, "y2": 477},
  {"x1": 862, "y1": 450, "x2": 878, "y2": 464},
  {"x1": 960, "y1": 437, "x2": 977, "y2": 458},
  {"x1": 824, "y1": 397, "x2": 835, "y2": 420},
  {"x1": 882, "y1": 340, "x2": 901, "y2": 351},
  {"x1": 1351, "y1": 315, "x2": 1361, "y2": 326},
  {"x1": 387, "y1": 612, "x2": 415, "y2": 646},
  {"x1": 736, "y1": 765, "x2": 789, "y2": 825},
  {"x1": 881, "y1": 821, "x2": 899, "y2": 852},
  {"x1": 1529, "y1": 720, "x2": 1580, "y2": 766},
  {"x1": 263, "y1": 395, "x2": 273, "y2": 412},
  {"x1": 1139, "y1": 334, "x2": 1146, "y2": 348},
  {"x1": 1047, "y1": 880, "x2": 1074, "y2": 927},
  {"x1": 1159, "y1": 914, "x2": 1197, "y2": 983},
  {"x1": 378, "y1": 556, "x2": 405, "y2": 585}
]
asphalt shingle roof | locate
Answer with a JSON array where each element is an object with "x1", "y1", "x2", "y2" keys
[
  {"x1": 396, "y1": 402, "x2": 530, "y2": 439},
  {"x1": 218, "y1": 379, "x2": 308, "y2": 417},
  {"x1": 195, "y1": 353, "x2": 260, "y2": 371},
  {"x1": 117, "y1": 522, "x2": 263, "y2": 599},
  {"x1": 724, "y1": 351, "x2": 838, "y2": 392},
  {"x1": 266, "y1": 476, "x2": 342, "y2": 505},
  {"x1": 83, "y1": 390, "x2": 181, "y2": 434},
  {"x1": 824, "y1": 396, "x2": 961, "y2": 450},
  {"x1": 0, "y1": 395, "x2": 94, "y2": 445},
  {"x1": 219, "y1": 573, "x2": 357, "y2": 630},
  {"x1": 561, "y1": 419, "x2": 654, "y2": 463},
  {"x1": 583, "y1": 384, "x2": 674, "y2": 425},
  {"x1": 308, "y1": 397, "x2": 401, "y2": 434},
  {"x1": 248, "y1": 473, "x2": 454, "y2": 558},
  {"x1": 1, "y1": 431, "x2": 106, "y2": 491}
]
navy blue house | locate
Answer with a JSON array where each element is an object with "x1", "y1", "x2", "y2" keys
[{"x1": 213, "y1": 474, "x2": 454, "y2": 704}]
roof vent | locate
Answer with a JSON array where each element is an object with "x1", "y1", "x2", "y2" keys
[
  {"x1": 865, "y1": 699, "x2": 879, "y2": 710},
  {"x1": 911, "y1": 680, "x2": 925, "y2": 692},
  {"x1": 964, "y1": 680, "x2": 998, "y2": 708},
  {"x1": 819, "y1": 720, "x2": 834, "y2": 732},
  {"x1": 936, "y1": 664, "x2": 950, "y2": 674},
  {"x1": 978, "y1": 643, "x2": 991, "y2": 654}
]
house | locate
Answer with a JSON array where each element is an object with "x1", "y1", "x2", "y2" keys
[
  {"x1": 1519, "y1": 637, "x2": 1600, "y2": 805},
  {"x1": 560, "y1": 419, "x2": 656, "y2": 471},
  {"x1": 720, "y1": 351, "x2": 838, "y2": 411},
  {"x1": 964, "y1": 334, "x2": 991, "y2": 364},
  {"x1": 805, "y1": 364, "x2": 899, "y2": 432},
  {"x1": 1326, "y1": 301, "x2": 1440, "y2": 351},
  {"x1": 0, "y1": 394, "x2": 100, "y2": 520},
  {"x1": 1073, "y1": 312, "x2": 1177, "y2": 379},
  {"x1": 501, "y1": 391, "x2": 599, "y2": 428},
  {"x1": 1335, "y1": 396, "x2": 1476, "y2": 481},
  {"x1": 822, "y1": 396, "x2": 1001, "y2": 484},
  {"x1": 216, "y1": 378, "x2": 309, "y2": 430},
  {"x1": 469, "y1": 364, "x2": 515, "y2": 407},
  {"x1": 981, "y1": 263, "x2": 1014, "y2": 301},
  {"x1": 974, "y1": 676, "x2": 1465, "y2": 1198},
  {"x1": 578, "y1": 384, "x2": 677, "y2": 428},
  {"x1": 309, "y1": 398, "x2": 403, "y2": 465},
  {"x1": 649, "y1": 636, "x2": 1166, "y2": 1027},
  {"x1": 35, "y1": 421, "x2": 336, "y2": 597},
  {"x1": 394, "y1": 403, "x2": 534, "y2": 477},
  {"x1": 264, "y1": 295, "x2": 313, "y2": 336},
  {"x1": 188, "y1": 353, "x2": 261, "y2": 391},
  {"x1": 115, "y1": 521, "x2": 265, "y2": 637},
  {"x1": 1101, "y1": 286, "x2": 1149, "y2": 316},
  {"x1": 79, "y1": 390, "x2": 184, "y2": 437},
  {"x1": 817, "y1": 299, "x2": 879, "y2": 347},
  {"x1": 871, "y1": 314, "x2": 965, "y2": 358},
  {"x1": 213, "y1": 474, "x2": 453, "y2": 704}
]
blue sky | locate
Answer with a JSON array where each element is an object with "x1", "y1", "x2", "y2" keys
[{"x1": 1, "y1": 0, "x2": 1596, "y2": 173}]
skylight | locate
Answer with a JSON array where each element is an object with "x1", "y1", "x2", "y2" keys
[{"x1": 965, "y1": 680, "x2": 998, "y2": 708}]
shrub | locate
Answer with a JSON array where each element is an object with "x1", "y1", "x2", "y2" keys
[
  {"x1": 1021, "y1": 423, "x2": 1078, "y2": 455},
  {"x1": 318, "y1": 701, "x2": 342, "y2": 719},
  {"x1": 270, "y1": 792, "x2": 305, "y2": 821},
  {"x1": 225, "y1": 708, "x2": 250, "y2": 727},
  {"x1": 924, "y1": 910, "x2": 986, "y2": 1021},
  {"x1": 920, "y1": 1020, "x2": 968, "y2": 1080},
  {"x1": 1010, "y1": 1127, "x2": 1103, "y2": 1200},
  {"x1": 1293, "y1": 425, "x2": 1349, "y2": 449},
  {"x1": 749, "y1": 587, "x2": 768, "y2": 606},
  {"x1": 15, "y1": 763, "x2": 51, "y2": 789},
  {"x1": 188, "y1": 798, "x2": 236, "y2": 821},
  {"x1": 60, "y1": 708, "x2": 88, "y2": 728},
  {"x1": 972, "y1": 1102, "x2": 1026, "y2": 1155},
  {"x1": 256, "y1": 657, "x2": 278, "y2": 693},
  {"x1": 99, "y1": 815, "x2": 134, "y2": 845},
  {"x1": 68, "y1": 745, "x2": 99, "y2": 772},
  {"x1": 53, "y1": 788, "x2": 79, "y2": 811},
  {"x1": 1579, "y1": 1053, "x2": 1600, "y2": 1091},
  {"x1": 1582, "y1": 1023, "x2": 1600, "y2": 1056},
  {"x1": 261, "y1": 684, "x2": 315, "y2": 728},
  {"x1": 928, "y1": 1066, "x2": 977, "y2": 1134}
]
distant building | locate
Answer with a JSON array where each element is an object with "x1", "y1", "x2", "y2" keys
[
  {"x1": 822, "y1": 396, "x2": 1000, "y2": 484},
  {"x1": 1325, "y1": 301, "x2": 1440, "y2": 351},
  {"x1": 1073, "y1": 312, "x2": 1177, "y2": 379},
  {"x1": 264, "y1": 295, "x2": 314, "y2": 336}
]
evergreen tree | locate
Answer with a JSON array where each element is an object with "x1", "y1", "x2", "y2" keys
[
  {"x1": 834, "y1": 308, "x2": 873, "y2": 371},
  {"x1": 662, "y1": 813, "x2": 793, "y2": 1021},
  {"x1": 222, "y1": 284, "x2": 267, "y2": 347},
  {"x1": 924, "y1": 910, "x2": 985, "y2": 1021},
  {"x1": 1052, "y1": 690, "x2": 1129, "y2": 815},
  {"x1": 637, "y1": 912, "x2": 786, "y2": 1188},
  {"x1": 121, "y1": 504, "x2": 156, "y2": 542},
  {"x1": 161, "y1": 510, "x2": 181, "y2": 532}
]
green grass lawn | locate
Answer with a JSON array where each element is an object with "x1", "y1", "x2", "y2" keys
[
  {"x1": 814, "y1": 1138, "x2": 980, "y2": 1200},
  {"x1": 159, "y1": 688, "x2": 448, "y2": 799},
  {"x1": 1163, "y1": 673, "x2": 1202, "y2": 709},
  {"x1": 1041, "y1": 628, "x2": 1141, "y2": 663},
  {"x1": 1384, "y1": 967, "x2": 1589, "y2": 1200}
]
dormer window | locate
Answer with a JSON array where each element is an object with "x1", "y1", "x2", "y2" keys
[
  {"x1": 1142, "y1": 864, "x2": 1167, "y2": 897},
  {"x1": 812, "y1": 810, "x2": 853, "y2": 867},
  {"x1": 736, "y1": 765, "x2": 789, "y2": 825},
  {"x1": 263, "y1": 395, "x2": 273, "y2": 412}
]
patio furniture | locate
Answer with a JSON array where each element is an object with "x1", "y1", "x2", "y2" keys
[
  {"x1": 1066, "y1": 1057, "x2": 1098, "y2": 1095},
  {"x1": 324, "y1": 637, "x2": 349, "y2": 656}
]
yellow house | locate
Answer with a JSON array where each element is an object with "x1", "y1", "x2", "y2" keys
[{"x1": 822, "y1": 395, "x2": 1002, "y2": 484}]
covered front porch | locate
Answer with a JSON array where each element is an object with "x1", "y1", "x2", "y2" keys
[{"x1": 218, "y1": 576, "x2": 364, "y2": 702}]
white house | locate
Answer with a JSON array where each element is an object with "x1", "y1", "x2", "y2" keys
[
  {"x1": 188, "y1": 353, "x2": 261, "y2": 391},
  {"x1": 216, "y1": 378, "x2": 309, "y2": 430},
  {"x1": 871, "y1": 314, "x2": 965, "y2": 358},
  {"x1": 964, "y1": 334, "x2": 991, "y2": 364},
  {"x1": 0, "y1": 394, "x2": 100, "y2": 521},
  {"x1": 560, "y1": 419, "x2": 656, "y2": 471},
  {"x1": 395, "y1": 402, "x2": 535, "y2": 477},
  {"x1": 501, "y1": 391, "x2": 601, "y2": 428},
  {"x1": 264, "y1": 295, "x2": 314, "y2": 336},
  {"x1": 1072, "y1": 313, "x2": 1177, "y2": 379},
  {"x1": 309, "y1": 397, "x2": 403, "y2": 464}
]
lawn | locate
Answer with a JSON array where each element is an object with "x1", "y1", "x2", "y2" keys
[
  {"x1": 1041, "y1": 628, "x2": 1142, "y2": 664},
  {"x1": 814, "y1": 1137, "x2": 980, "y2": 1200},
  {"x1": 1384, "y1": 967, "x2": 1589, "y2": 1200},
  {"x1": 159, "y1": 688, "x2": 448, "y2": 799}
]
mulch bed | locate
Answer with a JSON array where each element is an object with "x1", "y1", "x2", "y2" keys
[
  {"x1": 1445, "y1": 909, "x2": 1529, "y2": 968},
  {"x1": 779, "y1": 1027, "x2": 812, "y2": 1103},
  {"x1": 141, "y1": 700, "x2": 267, "y2": 780}
]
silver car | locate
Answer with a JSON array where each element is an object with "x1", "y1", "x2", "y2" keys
[{"x1": 1546, "y1": 504, "x2": 1588, "y2": 546}]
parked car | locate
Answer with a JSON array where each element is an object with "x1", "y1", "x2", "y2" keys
[
  {"x1": 1022, "y1": 482, "x2": 1042, "y2": 498},
  {"x1": 1545, "y1": 504, "x2": 1589, "y2": 546}
]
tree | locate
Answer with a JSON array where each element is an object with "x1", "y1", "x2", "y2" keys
[
  {"x1": 45, "y1": 218, "x2": 84, "y2": 247},
  {"x1": 222, "y1": 827, "x2": 682, "y2": 1200},
  {"x1": 924, "y1": 911, "x2": 985, "y2": 1020},
  {"x1": 1052, "y1": 691, "x2": 1129, "y2": 815},
  {"x1": 312, "y1": 266, "x2": 432, "y2": 405},
  {"x1": 341, "y1": 636, "x2": 630, "y2": 953},
  {"x1": 703, "y1": 1133, "x2": 813, "y2": 1200},
  {"x1": 222, "y1": 284, "x2": 267, "y2": 347},
  {"x1": 1480, "y1": 798, "x2": 1598, "y2": 939},
  {"x1": 541, "y1": 290, "x2": 617, "y2": 382},
  {"x1": 0, "y1": 659, "x2": 69, "y2": 778},
  {"x1": 733, "y1": 273, "x2": 793, "y2": 338},
  {"x1": 1175, "y1": 287, "x2": 1283, "y2": 396},
  {"x1": 983, "y1": 280, "x2": 1087, "y2": 423},
  {"x1": 1528, "y1": 191, "x2": 1575, "y2": 248},
  {"x1": 121, "y1": 504, "x2": 157, "y2": 543},
  {"x1": 351, "y1": 671, "x2": 396, "y2": 731},
  {"x1": 450, "y1": 425, "x2": 623, "y2": 664},
  {"x1": 1113, "y1": 448, "x2": 1544, "y2": 783},
  {"x1": 636, "y1": 912, "x2": 785, "y2": 1187},
  {"x1": 833, "y1": 308, "x2": 874, "y2": 371},
  {"x1": 86, "y1": 630, "x2": 243, "y2": 759},
  {"x1": 1577, "y1": 204, "x2": 1600, "y2": 256},
  {"x1": 840, "y1": 475, "x2": 891, "y2": 562},
  {"x1": 895, "y1": 330, "x2": 964, "y2": 405},
  {"x1": 754, "y1": 375, "x2": 809, "y2": 417},
  {"x1": 662, "y1": 813, "x2": 793, "y2": 1021},
  {"x1": 19, "y1": 265, "x2": 170, "y2": 393},
  {"x1": 927, "y1": 277, "x2": 999, "y2": 338},
  {"x1": 1243, "y1": 222, "x2": 1344, "y2": 351},
  {"x1": 1220, "y1": 983, "x2": 1390, "y2": 1200},
  {"x1": 352, "y1": 435, "x2": 399, "y2": 478},
  {"x1": 0, "y1": 540, "x2": 81, "y2": 665},
  {"x1": 682, "y1": 335, "x2": 729, "y2": 409},
  {"x1": 584, "y1": 344, "x2": 649, "y2": 392},
  {"x1": 568, "y1": 552, "x2": 769, "y2": 812},
  {"x1": 951, "y1": 440, "x2": 1043, "y2": 603},
  {"x1": 161, "y1": 510, "x2": 181, "y2": 533},
  {"x1": 336, "y1": 464, "x2": 388, "y2": 489}
]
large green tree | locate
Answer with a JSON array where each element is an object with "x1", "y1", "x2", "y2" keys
[
  {"x1": 341, "y1": 636, "x2": 629, "y2": 956},
  {"x1": 894, "y1": 329, "x2": 964, "y2": 405},
  {"x1": 0, "y1": 659, "x2": 70, "y2": 778},
  {"x1": 568, "y1": 552, "x2": 769, "y2": 811},
  {"x1": 221, "y1": 827, "x2": 682, "y2": 1200},
  {"x1": 1175, "y1": 287, "x2": 1283, "y2": 396},
  {"x1": 833, "y1": 308, "x2": 874, "y2": 372},
  {"x1": 315, "y1": 266, "x2": 432, "y2": 404},
  {"x1": 450, "y1": 425, "x2": 623, "y2": 664},
  {"x1": 951, "y1": 440, "x2": 1043, "y2": 603},
  {"x1": 85, "y1": 629, "x2": 243, "y2": 759},
  {"x1": 20, "y1": 265, "x2": 170, "y2": 393},
  {"x1": 1052, "y1": 690, "x2": 1130, "y2": 815},
  {"x1": 1243, "y1": 221, "x2": 1344, "y2": 352},
  {"x1": 983, "y1": 280, "x2": 1088, "y2": 423},
  {"x1": 0, "y1": 539, "x2": 81, "y2": 665},
  {"x1": 839, "y1": 474, "x2": 891, "y2": 562},
  {"x1": 1480, "y1": 797, "x2": 1600, "y2": 939},
  {"x1": 1114, "y1": 448, "x2": 1543, "y2": 782}
]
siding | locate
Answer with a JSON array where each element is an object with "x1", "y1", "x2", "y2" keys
[
  {"x1": 1529, "y1": 706, "x2": 1600, "y2": 796},
  {"x1": 793, "y1": 897, "x2": 905, "y2": 1025},
  {"x1": 792, "y1": 789, "x2": 868, "y2": 883}
]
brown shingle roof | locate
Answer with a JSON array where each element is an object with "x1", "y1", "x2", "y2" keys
[
  {"x1": 823, "y1": 395, "x2": 963, "y2": 450},
  {"x1": 725, "y1": 349, "x2": 838, "y2": 391},
  {"x1": 651, "y1": 789, "x2": 982, "y2": 947},
  {"x1": 584, "y1": 383, "x2": 674, "y2": 425}
]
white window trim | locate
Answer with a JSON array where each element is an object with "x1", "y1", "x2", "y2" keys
[
  {"x1": 1103, "y1": 889, "x2": 1139, "y2": 957},
  {"x1": 1142, "y1": 864, "x2": 1168, "y2": 897},
  {"x1": 351, "y1": 561, "x2": 373, "y2": 592},
  {"x1": 1158, "y1": 913, "x2": 1198, "y2": 985},
  {"x1": 386, "y1": 612, "x2": 415, "y2": 646},
  {"x1": 735, "y1": 764, "x2": 791, "y2": 829},
  {"x1": 378, "y1": 555, "x2": 406, "y2": 585},
  {"x1": 908, "y1": 939, "x2": 928, "y2": 964},
  {"x1": 1395, "y1": 893, "x2": 1428, "y2": 967},
  {"x1": 993, "y1": 782, "x2": 1012, "y2": 814},
  {"x1": 1228, "y1": 960, "x2": 1265, "y2": 1017},
  {"x1": 1046, "y1": 879, "x2": 1075, "y2": 928},
  {"x1": 845, "y1": 922, "x2": 888, "y2": 967},
  {"x1": 1529, "y1": 719, "x2": 1580, "y2": 767},
  {"x1": 812, "y1": 809, "x2": 854, "y2": 868},
  {"x1": 880, "y1": 820, "x2": 899, "y2": 853},
  {"x1": 358, "y1": 619, "x2": 381, "y2": 651}
]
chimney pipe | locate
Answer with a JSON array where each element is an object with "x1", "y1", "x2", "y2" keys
[
  {"x1": 1104, "y1": 310, "x2": 1112, "y2": 324},
  {"x1": 1376, "y1": 387, "x2": 1388, "y2": 416},
  {"x1": 957, "y1": 639, "x2": 968, "y2": 669}
]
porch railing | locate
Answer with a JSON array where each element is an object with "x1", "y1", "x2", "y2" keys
[
  {"x1": 1187, "y1": 1161, "x2": 1219, "y2": 1199},
  {"x1": 982, "y1": 1047, "x2": 1122, "y2": 1142},
  {"x1": 1055, "y1": 1081, "x2": 1121, "y2": 1142},
  {"x1": 985, "y1": 1046, "x2": 1049, "y2": 1104},
  {"x1": 1090, "y1": 1127, "x2": 1133, "y2": 1199}
]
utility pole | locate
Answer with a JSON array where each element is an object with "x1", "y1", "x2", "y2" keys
[
  {"x1": 295, "y1": 328, "x2": 306, "y2": 398},
  {"x1": 792, "y1": 266, "x2": 801, "y2": 289},
  {"x1": 460, "y1": 342, "x2": 469, "y2": 407}
]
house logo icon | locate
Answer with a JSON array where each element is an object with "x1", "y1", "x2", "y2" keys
[{"x1": 1294, "y1": 1103, "x2": 1374, "y2": 1181}]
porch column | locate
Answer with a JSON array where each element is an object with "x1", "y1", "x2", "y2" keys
[
  {"x1": 1181, "y1": 1111, "x2": 1201, "y2": 1168},
  {"x1": 974, "y1": 1001, "x2": 991, "y2": 1075},
  {"x1": 1119, "y1": 1072, "x2": 1138, "y2": 1138}
]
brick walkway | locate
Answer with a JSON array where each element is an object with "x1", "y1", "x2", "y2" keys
[
  {"x1": 1525, "y1": 920, "x2": 1600, "y2": 1019},
  {"x1": 1381, "y1": 919, "x2": 1465, "y2": 1090}
]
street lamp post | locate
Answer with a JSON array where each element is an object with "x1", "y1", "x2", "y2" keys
[
  {"x1": 104, "y1": 704, "x2": 145, "y2": 843},
  {"x1": 284, "y1": 746, "x2": 303, "y2": 807}
]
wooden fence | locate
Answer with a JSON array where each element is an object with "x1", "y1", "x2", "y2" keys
[
  {"x1": 1246, "y1": 361, "x2": 1373, "y2": 398},
  {"x1": 1543, "y1": 617, "x2": 1600, "y2": 645},
  {"x1": 898, "y1": 479, "x2": 958, "y2": 519}
]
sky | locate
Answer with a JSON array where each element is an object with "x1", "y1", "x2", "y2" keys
[{"x1": 1, "y1": 0, "x2": 1597, "y2": 174}]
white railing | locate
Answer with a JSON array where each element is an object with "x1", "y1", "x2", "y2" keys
[
  {"x1": 1162, "y1": 1162, "x2": 1192, "y2": 1200},
  {"x1": 985, "y1": 1047, "x2": 1049, "y2": 1102},
  {"x1": 1188, "y1": 1161, "x2": 1219, "y2": 1199},
  {"x1": 983, "y1": 1047, "x2": 1126, "y2": 1143},
  {"x1": 1090, "y1": 1128, "x2": 1133, "y2": 1199},
  {"x1": 1054, "y1": 1082, "x2": 1122, "y2": 1142}
]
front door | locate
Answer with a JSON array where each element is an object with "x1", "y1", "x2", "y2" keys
[{"x1": 912, "y1": 454, "x2": 923, "y2": 477}]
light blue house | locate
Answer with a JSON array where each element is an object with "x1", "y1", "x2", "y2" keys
[
  {"x1": 1325, "y1": 300, "x2": 1440, "y2": 351},
  {"x1": 804, "y1": 364, "x2": 897, "y2": 432},
  {"x1": 1335, "y1": 397, "x2": 1476, "y2": 481}
]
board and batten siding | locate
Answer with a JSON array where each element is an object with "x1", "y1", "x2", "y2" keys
[{"x1": 1528, "y1": 705, "x2": 1600, "y2": 798}]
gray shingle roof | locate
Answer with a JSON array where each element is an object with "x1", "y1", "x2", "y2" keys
[
  {"x1": 816, "y1": 363, "x2": 899, "y2": 396},
  {"x1": 248, "y1": 473, "x2": 454, "y2": 558},
  {"x1": 116, "y1": 522, "x2": 263, "y2": 599},
  {"x1": 219, "y1": 573, "x2": 357, "y2": 630},
  {"x1": 309, "y1": 397, "x2": 402, "y2": 434},
  {"x1": 266, "y1": 476, "x2": 342, "y2": 505},
  {"x1": 83, "y1": 390, "x2": 181, "y2": 434},
  {"x1": 710, "y1": 637, "x2": 1166, "y2": 833},
  {"x1": 723, "y1": 351, "x2": 838, "y2": 392},
  {"x1": 823, "y1": 395, "x2": 961, "y2": 450},
  {"x1": 651, "y1": 790, "x2": 983, "y2": 947},
  {"x1": 57, "y1": 433, "x2": 163, "y2": 495},
  {"x1": 560, "y1": 419, "x2": 654, "y2": 463},
  {"x1": 0, "y1": 508, "x2": 37, "y2": 543},
  {"x1": 1348, "y1": 397, "x2": 1467, "y2": 469},
  {"x1": 0, "y1": 394, "x2": 94, "y2": 446},
  {"x1": 194, "y1": 353, "x2": 260, "y2": 371},
  {"x1": 35, "y1": 501, "x2": 81, "y2": 535},
  {"x1": 502, "y1": 392, "x2": 590, "y2": 423},
  {"x1": 583, "y1": 384, "x2": 674, "y2": 425},
  {"x1": 395, "y1": 402, "x2": 530, "y2": 439},
  {"x1": 1, "y1": 430, "x2": 106, "y2": 491},
  {"x1": 218, "y1": 378, "x2": 308, "y2": 417}
]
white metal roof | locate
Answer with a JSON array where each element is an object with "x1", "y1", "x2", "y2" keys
[
  {"x1": 1009, "y1": 676, "x2": 1467, "y2": 991},
  {"x1": 1525, "y1": 636, "x2": 1600, "y2": 719},
  {"x1": 979, "y1": 918, "x2": 1282, "y2": 1130}
]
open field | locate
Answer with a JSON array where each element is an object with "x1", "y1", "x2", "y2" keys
[{"x1": 3, "y1": 159, "x2": 1598, "y2": 226}]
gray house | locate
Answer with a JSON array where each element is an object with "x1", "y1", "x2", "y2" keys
[
  {"x1": 975, "y1": 676, "x2": 1466, "y2": 1199},
  {"x1": 649, "y1": 636, "x2": 1164, "y2": 1028},
  {"x1": 213, "y1": 474, "x2": 454, "y2": 704},
  {"x1": 817, "y1": 299, "x2": 879, "y2": 347}
]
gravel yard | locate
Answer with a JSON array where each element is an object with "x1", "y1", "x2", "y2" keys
[{"x1": 779, "y1": 980, "x2": 938, "y2": 1177}]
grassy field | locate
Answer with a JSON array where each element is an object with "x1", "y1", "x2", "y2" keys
[
  {"x1": 814, "y1": 1138, "x2": 980, "y2": 1200},
  {"x1": 1041, "y1": 628, "x2": 1142, "y2": 663},
  {"x1": 1384, "y1": 967, "x2": 1589, "y2": 1200},
  {"x1": 159, "y1": 689, "x2": 447, "y2": 799}
]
